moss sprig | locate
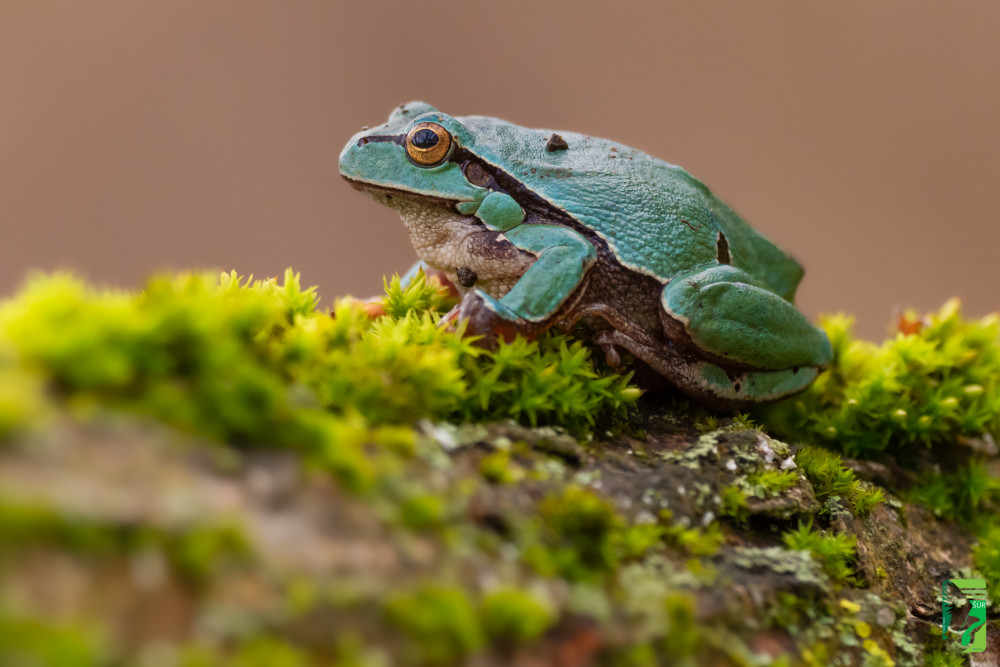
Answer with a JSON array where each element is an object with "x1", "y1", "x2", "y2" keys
[
  {"x1": 764, "y1": 300, "x2": 1000, "y2": 456},
  {"x1": 0, "y1": 269, "x2": 639, "y2": 453},
  {"x1": 782, "y1": 520, "x2": 858, "y2": 584}
]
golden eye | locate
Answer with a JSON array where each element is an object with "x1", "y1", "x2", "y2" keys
[{"x1": 406, "y1": 122, "x2": 452, "y2": 166}]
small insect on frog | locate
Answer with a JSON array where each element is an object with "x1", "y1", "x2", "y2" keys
[{"x1": 339, "y1": 102, "x2": 831, "y2": 408}]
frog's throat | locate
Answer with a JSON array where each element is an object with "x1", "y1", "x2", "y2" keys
[{"x1": 341, "y1": 176, "x2": 467, "y2": 208}]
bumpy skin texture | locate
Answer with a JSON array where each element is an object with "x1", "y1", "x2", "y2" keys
[{"x1": 339, "y1": 102, "x2": 832, "y2": 407}]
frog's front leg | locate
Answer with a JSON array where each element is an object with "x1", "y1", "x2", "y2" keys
[
  {"x1": 459, "y1": 223, "x2": 597, "y2": 340},
  {"x1": 660, "y1": 264, "x2": 832, "y2": 372}
]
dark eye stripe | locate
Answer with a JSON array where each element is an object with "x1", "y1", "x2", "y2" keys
[{"x1": 356, "y1": 134, "x2": 406, "y2": 147}]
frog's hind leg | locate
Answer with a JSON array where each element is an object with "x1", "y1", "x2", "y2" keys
[
  {"x1": 659, "y1": 265, "x2": 831, "y2": 372},
  {"x1": 590, "y1": 327, "x2": 817, "y2": 408}
]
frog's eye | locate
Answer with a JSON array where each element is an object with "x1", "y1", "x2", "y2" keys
[{"x1": 405, "y1": 122, "x2": 452, "y2": 166}]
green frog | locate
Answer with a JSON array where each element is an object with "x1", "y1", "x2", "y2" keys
[{"x1": 339, "y1": 102, "x2": 831, "y2": 407}]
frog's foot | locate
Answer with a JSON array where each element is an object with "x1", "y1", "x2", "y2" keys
[
  {"x1": 592, "y1": 329, "x2": 819, "y2": 408},
  {"x1": 438, "y1": 304, "x2": 462, "y2": 330},
  {"x1": 457, "y1": 290, "x2": 547, "y2": 347}
]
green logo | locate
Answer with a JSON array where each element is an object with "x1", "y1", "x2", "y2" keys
[{"x1": 941, "y1": 578, "x2": 988, "y2": 654}]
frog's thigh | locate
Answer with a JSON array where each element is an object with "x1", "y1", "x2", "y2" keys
[
  {"x1": 660, "y1": 265, "x2": 832, "y2": 370},
  {"x1": 494, "y1": 224, "x2": 597, "y2": 322}
]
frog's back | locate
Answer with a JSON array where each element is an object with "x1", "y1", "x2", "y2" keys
[{"x1": 458, "y1": 115, "x2": 804, "y2": 302}]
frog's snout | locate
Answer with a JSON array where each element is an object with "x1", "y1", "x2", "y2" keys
[{"x1": 338, "y1": 129, "x2": 370, "y2": 181}]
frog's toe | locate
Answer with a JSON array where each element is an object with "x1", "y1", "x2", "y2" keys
[
  {"x1": 602, "y1": 343, "x2": 622, "y2": 369},
  {"x1": 458, "y1": 290, "x2": 526, "y2": 345},
  {"x1": 437, "y1": 305, "x2": 462, "y2": 330}
]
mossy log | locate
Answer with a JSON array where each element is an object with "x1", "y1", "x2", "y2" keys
[{"x1": 0, "y1": 271, "x2": 998, "y2": 666}]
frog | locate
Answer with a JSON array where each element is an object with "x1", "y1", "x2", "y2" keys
[{"x1": 339, "y1": 102, "x2": 832, "y2": 408}]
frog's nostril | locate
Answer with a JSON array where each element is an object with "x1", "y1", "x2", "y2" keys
[{"x1": 358, "y1": 137, "x2": 370, "y2": 147}]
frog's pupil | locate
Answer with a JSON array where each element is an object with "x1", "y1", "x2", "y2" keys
[{"x1": 412, "y1": 129, "x2": 439, "y2": 149}]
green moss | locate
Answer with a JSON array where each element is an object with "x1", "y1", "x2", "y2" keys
[
  {"x1": 658, "y1": 592, "x2": 700, "y2": 657},
  {"x1": 458, "y1": 335, "x2": 639, "y2": 434},
  {"x1": 480, "y1": 587, "x2": 554, "y2": 644},
  {"x1": 0, "y1": 363, "x2": 45, "y2": 442},
  {"x1": 718, "y1": 484, "x2": 750, "y2": 522},
  {"x1": 526, "y1": 486, "x2": 623, "y2": 580},
  {"x1": 181, "y1": 637, "x2": 318, "y2": 667},
  {"x1": 385, "y1": 585, "x2": 485, "y2": 664},
  {"x1": 782, "y1": 520, "x2": 858, "y2": 584},
  {"x1": 517, "y1": 485, "x2": 678, "y2": 582},
  {"x1": 972, "y1": 523, "x2": 1000, "y2": 605},
  {"x1": 794, "y1": 445, "x2": 885, "y2": 517},
  {"x1": 695, "y1": 415, "x2": 722, "y2": 434},
  {"x1": 728, "y1": 411, "x2": 759, "y2": 431},
  {"x1": 744, "y1": 468, "x2": 799, "y2": 498},
  {"x1": 923, "y1": 650, "x2": 967, "y2": 667},
  {"x1": 0, "y1": 499, "x2": 249, "y2": 584},
  {"x1": 607, "y1": 643, "x2": 658, "y2": 667},
  {"x1": 379, "y1": 271, "x2": 453, "y2": 319},
  {"x1": 397, "y1": 492, "x2": 446, "y2": 531},
  {"x1": 764, "y1": 301, "x2": 1000, "y2": 454},
  {"x1": 0, "y1": 607, "x2": 109, "y2": 667},
  {"x1": 660, "y1": 514, "x2": 724, "y2": 557},
  {"x1": 0, "y1": 269, "x2": 638, "y2": 454},
  {"x1": 761, "y1": 301, "x2": 1000, "y2": 530},
  {"x1": 0, "y1": 271, "x2": 993, "y2": 666},
  {"x1": 478, "y1": 449, "x2": 523, "y2": 485},
  {"x1": 908, "y1": 459, "x2": 998, "y2": 521}
]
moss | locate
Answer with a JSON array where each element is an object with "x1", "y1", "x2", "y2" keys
[
  {"x1": 0, "y1": 363, "x2": 46, "y2": 442},
  {"x1": 972, "y1": 523, "x2": 1000, "y2": 606},
  {"x1": 728, "y1": 411, "x2": 759, "y2": 431},
  {"x1": 397, "y1": 492, "x2": 446, "y2": 531},
  {"x1": 478, "y1": 449, "x2": 524, "y2": 485},
  {"x1": 480, "y1": 587, "x2": 554, "y2": 644},
  {"x1": 0, "y1": 271, "x2": 995, "y2": 666},
  {"x1": 764, "y1": 300, "x2": 1000, "y2": 454},
  {"x1": 0, "y1": 499, "x2": 249, "y2": 584},
  {"x1": 762, "y1": 301, "x2": 1000, "y2": 527},
  {"x1": 0, "y1": 607, "x2": 109, "y2": 667},
  {"x1": 660, "y1": 513, "x2": 724, "y2": 557},
  {"x1": 718, "y1": 484, "x2": 750, "y2": 521},
  {"x1": 180, "y1": 637, "x2": 318, "y2": 667},
  {"x1": 384, "y1": 585, "x2": 485, "y2": 664},
  {"x1": 526, "y1": 486, "x2": 623, "y2": 581},
  {"x1": 782, "y1": 520, "x2": 858, "y2": 584},
  {"x1": 908, "y1": 459, "x2": 998, "y2": 521},
  {"x1": 0, "y1": 269, "x2": 638, "y2": 450},
  {"x1": 658, "y1": 592, "x2": 700, "y2": 657},
  {"x1": 794, "y1": 445, "x2": 885, "y2": 517},
  {"x1": 744, "y1": 468, "x2": 799, "y2": 498},
  {"x1": 923, "y1": 650, "x2": 967, "y2": 667}
]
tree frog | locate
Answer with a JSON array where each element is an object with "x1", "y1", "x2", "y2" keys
[{"x1": 339, "y1": 102, "x2": 831, "y2": 407}]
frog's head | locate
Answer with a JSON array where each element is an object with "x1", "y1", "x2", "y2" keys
[{"x1": 339, "y1": 102, "x2": 491, "y2": 212}]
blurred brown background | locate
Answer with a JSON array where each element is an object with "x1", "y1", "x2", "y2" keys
[{"x1": 1, "y1": 1, "x2": 997, "y2": 339}]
